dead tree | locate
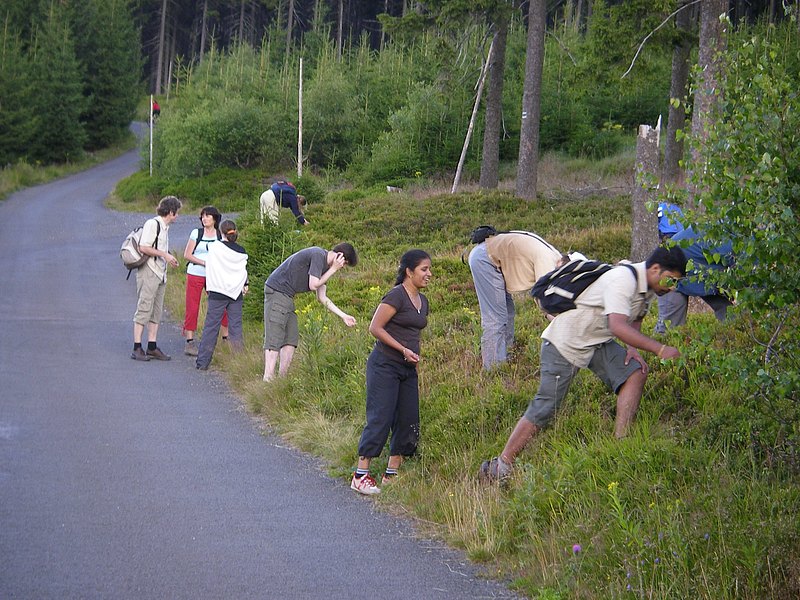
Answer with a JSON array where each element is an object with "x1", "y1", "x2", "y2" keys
[{"x1": 631, "y1": 122, "x2": 661, "y2": 261}]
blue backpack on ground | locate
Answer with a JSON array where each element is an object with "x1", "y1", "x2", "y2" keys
[{"x1": 531, "y1": 259, "x2": 637, "y2": 315}]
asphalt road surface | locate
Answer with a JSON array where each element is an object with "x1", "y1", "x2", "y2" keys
[{"x1": 0, "y1": 147, "x2": 518, "y2": 599}]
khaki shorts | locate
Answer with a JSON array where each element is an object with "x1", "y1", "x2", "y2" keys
[
  {"x1": 263, "y1": 285, "x2": 299, "y2": 350},
  {"x1": 134, "y1": 266, "x2": 166, "y2": 325}
]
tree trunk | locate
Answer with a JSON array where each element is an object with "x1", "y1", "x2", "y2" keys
[
  {"x1": 154, "y1": 0, "x2": 168, "y2": 94},
  {"x1": 199, "y1": 0, "x2": 208, "y2": 61},
  {"x1": 285, "y1": 0, "x2": 295, "y2": 60},
  {"x1": 689, "y1": 0, "x2": 727, "y2": 204},
  {"x1": 166, "y1": 14, "x2": 177, "y2": 97},
  {"x1": 479, "y1": 18, "x2": 509, "y2": 189},
  {"x1": 337, "y1": 0, "x2": 344, "y2": 61},
  {"x1": 380, "y1": 0, "x2": 389, "y2": 49},
  {"x1": 631, "y1": 123, "x2": 661, "y2": 261},
  {"x1": 515, "y1": 0, "x2": 546, "y2": 200},
  {"x1": 662, "y1": 1, "x2": 693, "y2": 184},
  {"x1": 238, "y1": 0, "x2": 245, "y2": 42}
]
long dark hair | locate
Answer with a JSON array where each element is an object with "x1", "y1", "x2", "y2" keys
[{"x1": 395, "y1": 249, "x2": 431, "y2": 285}]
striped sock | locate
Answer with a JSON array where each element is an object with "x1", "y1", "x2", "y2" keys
[
  {"x1": 384, "y1": 468, "x2": 398, "y2": 479},
  {"x1": 354, "y1": 468, "x2": 369, "y2": 479}
]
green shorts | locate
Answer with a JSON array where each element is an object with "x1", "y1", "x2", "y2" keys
[{"x1": 263, "y1": 285, "x2": 299, "y2": 350}]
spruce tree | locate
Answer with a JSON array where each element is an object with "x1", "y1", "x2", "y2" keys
[
  {"x1": 70, "y1": 0, "x2": 142, "y2": 150},
  {"x1": 28, "y1": 2, "x2": 87, "y2": 163},
  {"x1": 0, "y1": 22, "x2": 38, "y2": 164}
]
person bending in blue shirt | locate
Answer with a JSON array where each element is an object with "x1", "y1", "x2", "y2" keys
[
  {"x1": 655, "y1": 227, "x2": 734, "y2": 333},
  {"x1": 259, "y1": 180, "x2": 308, "y2": 226}
]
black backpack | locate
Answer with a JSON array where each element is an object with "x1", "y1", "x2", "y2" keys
[
  {"x1": 469, "y1": 225, "x2": 498, "y2": 244},
  {"x1": 531, "y1": 259, "x2": 637, "y2": 315}
]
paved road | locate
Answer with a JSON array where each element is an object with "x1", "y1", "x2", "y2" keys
[{"x1": 0, "y1": 149, "x2": 518, "y2": 599}]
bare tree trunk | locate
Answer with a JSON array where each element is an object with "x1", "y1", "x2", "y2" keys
[
  {"x1": 689, "y1": 0, "x2": 727, "y2": 204},
  {"x1": 380, "y1": 0, "x2": 389, "y2": 49},
  {"x1": 166, "y1": 15, "x2": 177, "y2": 98},
  {"x1": 250, "y1": 0, "x2": 257, "y2": 44},
  {"x1": 337, "y1": 0, "x2": 344, "y2": 61},
  {"x1": 631, "y1": 123, "x2": 661, "y2": 261},
  {"x1": 574, "y1": 0, "x2": 584, "y2": 33},
  {"x1": 155, "y1": 0, "x2": 168, "y2": 94},
  {"x1": 238, "y1": 0, "x2": 245, "y2": 42},
  {"x1": 515, "y1": 0, "x2": 546, "y2": 200},
  {"x1": 286, "y1": 0, "x2": 295, "y2": 60},
  {"x1": 479, "y1": 18, "x2": 509, "y2": 189},
  {"x1": 199, "y1": 0, "x2": 208, "y2": 61},
  {"x1": 662, "y1": 1, "x2": 693, "y2": 184}
]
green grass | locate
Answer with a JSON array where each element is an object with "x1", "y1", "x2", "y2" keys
[
  {"x1": 0, "y1": 132, "x2": 137, "y2": 202},
  {"x1": 150, "y1": 160, "x2": 800, "y2": 599}
]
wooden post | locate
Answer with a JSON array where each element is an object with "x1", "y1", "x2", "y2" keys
[
  {"x1": 297, "y1": 58, "x2": 303, "y2": 178},
  {"x1": 630, "y1": 120, "x2": 661, "y2": 261},
  {"x1": 149, "y1": 94, "x2": 154, "y2": 177},
  {"x1": 451, "y1": 38, "x2": 494, "y2": 194}
]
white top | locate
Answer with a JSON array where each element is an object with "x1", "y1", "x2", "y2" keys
[
  {"x1": 205, "y1": 242, "x2": 248, "y2": 300},
  {"x1": 187, "y1": 228, "x2": 220, "y2": 278}
]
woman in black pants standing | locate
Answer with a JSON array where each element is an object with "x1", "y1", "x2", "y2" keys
[{"x1": 351, "y1": 250, "x2": 432, "y2": 495}]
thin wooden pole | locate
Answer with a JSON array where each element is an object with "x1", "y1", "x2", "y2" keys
[
  {"x1": 451, "y1": 38, "x2": 494, "y2": 194},
  {"x1": 149, "y1": 94, "x2": 154, "y2": 176},
  {"x1": 297, "y1": 58, "x2": 303, "y2": 178}
]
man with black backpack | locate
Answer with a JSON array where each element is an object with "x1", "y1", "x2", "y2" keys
[
  {"x1": 479, "y1": 245, "x2": 687, "y2": 484},
  {"x1": 467, "y1": 228, "x2": 569, "y2": 370},
  {"x1": 131, "y1": 196, "x2": 182, "y2": 361}
]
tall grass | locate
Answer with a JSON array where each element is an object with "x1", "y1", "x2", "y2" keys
[{"x1": 162, "y1": 168, "x2": 799, "y2": 599}]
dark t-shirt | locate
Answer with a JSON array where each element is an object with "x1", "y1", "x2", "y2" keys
[
  {"x1": 374, "y1": 284, "x2": 429, "y2": 364},
  {"x1": 266, "y1": 247, "x2": 327, "y2": 297}
]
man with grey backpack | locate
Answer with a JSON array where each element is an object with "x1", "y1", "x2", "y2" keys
[{"x1": 130, "y1": 196, "x2": 182, "y2": 361}]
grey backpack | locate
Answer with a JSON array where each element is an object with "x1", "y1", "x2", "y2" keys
[{"x1": 120, "y1": 219, "x2": 160, "y2": 278}]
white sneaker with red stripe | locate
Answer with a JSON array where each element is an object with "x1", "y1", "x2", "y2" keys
[{"x1": 350, "y1": 473, "x2": 380, "y2": 495}]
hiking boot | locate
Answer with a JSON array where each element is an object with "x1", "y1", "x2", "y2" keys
[
  {"x1": 350, "y1": 473, "x2": 380, "y2": 496},
  {"x1": 131, "y1": 347, "x2": 150, "y2": 361},
  {"x1": 146, "y1": 347, "x2": 171, "y2": 361},
  {"x1": 478, "y1": 456, "x2": 512, "y2": 485},
  {"x1": 184, "y1": 342, "x2": 198, "y2": 356}
]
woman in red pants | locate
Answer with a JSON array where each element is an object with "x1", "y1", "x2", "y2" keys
[{"x1": 182, "y1": 206, "x2": 227, "y2": 356}]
